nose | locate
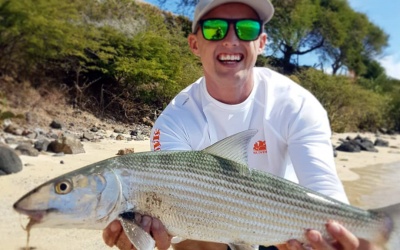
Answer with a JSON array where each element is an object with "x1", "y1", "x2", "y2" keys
[{"x1": 222, "y1": 24, "x2": 239, "y2": 47}]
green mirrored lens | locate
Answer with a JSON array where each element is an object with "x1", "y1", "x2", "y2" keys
[
  {"x1": 202, "y1": 19, "x2": 228, "y2": 40},
  {"x1": 236, "y1": 20, "x2": 261, "y2": 41}
]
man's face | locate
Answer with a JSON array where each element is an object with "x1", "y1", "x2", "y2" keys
[{"x1": 188, "y1": 3, "x2": 267, "y2": 85}]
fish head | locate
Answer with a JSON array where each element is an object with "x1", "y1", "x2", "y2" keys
[{"x1": 14, "y1": 166, "x2": 122, "y2": 229}]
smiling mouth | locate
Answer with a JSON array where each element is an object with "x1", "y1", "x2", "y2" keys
[{"x1": 217, "y1": 54, "x2": 243, "y2": 63}]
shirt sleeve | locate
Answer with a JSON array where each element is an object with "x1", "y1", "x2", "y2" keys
[
  {"x1": 150, "y1": 113, "x2": 193, "y2": 152},
  {"x1": 286, "y1": 94, "x2": 349, "y2": 204}
]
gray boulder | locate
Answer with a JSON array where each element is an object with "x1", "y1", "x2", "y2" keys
[
  {"x1": 15, "y1": 143, "x2": 40, "y2": 157},
  {"x1": 0, "y1": 145, "x2": 23, "y2": 175}
]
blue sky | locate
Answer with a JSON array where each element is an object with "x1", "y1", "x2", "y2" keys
[
  {"x1": 348, "y1": 0, "x2": 400, "y2": 79},
  {"x1": 144, "y1": 0, "x2": 399, "y2": 79}
]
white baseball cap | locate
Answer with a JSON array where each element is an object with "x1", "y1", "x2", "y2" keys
[{"x1": 192, "y1": 0, "x2": 275, "y2": 33}]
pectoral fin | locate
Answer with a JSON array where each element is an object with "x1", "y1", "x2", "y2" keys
[{"x1": 118, "y1": 214, "x2": 155, "y2": 250}]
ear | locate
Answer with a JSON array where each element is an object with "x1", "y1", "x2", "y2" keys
[
  {"x1": 257, "y1": 33, "x2": 267, "y2": 55},
  {"x1": 188, "y1": 33, "x2": 200, "y2": 56}
]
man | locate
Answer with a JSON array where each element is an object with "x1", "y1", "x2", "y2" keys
[{"x1": 103, "y1": 0, "x2": 379, "y2": 249}]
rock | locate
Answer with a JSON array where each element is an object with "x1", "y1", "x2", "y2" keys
[
  {"x1": 47, "y1": 132, "x2": 60, "y2": 139},
  {"x1": 23, "y1": 130, "x2": 37, "y2": 140},
  {"x1": 142, "y1": 117, "x2": 154, "y2": 127},
  {"x1": 116, "y1": 148, "x2": 135, "y2": 155},
  {"x1": 336, "y1": 141, "x2": 361, "y2": 152},
  {"x1": 90, "y1": 127, "x2": 98, "y2": 132},
  {"x1": 48, "y1": 135, "x2": 85, "y2": 154},
  {"x1": 4, "y1": 124, "x2": 23, "y2": 136},
  {"x1": 5, "y1": 137, "x2": 18, "y2": 145},
  {"x1": 374, "y1": 138, "x2": 389, "y2": 147},
  {"x1": 136, "y1": 134, "x2": 146, "y2": 141},
  {"x1": 50, "y1": 120, "x2": 63, "y2": 129},
  {"x1": 0, "y1": 145, "x2": 23, "y2": 175},
  {"x1": 34, "y1": 139, "x2": 51, "y2": 152},
  {"x1": 354, "y1": 136, "x2": 378, "y2": 152},
  {"x1": 82, "y1": 132, "x2": 95, "y2": 141},
  {"x1": 114, "y1": 128, "x2": 125, "y2": 134},
  {"x1": 15, "y1": 143, "x2": 40, "y2": 157},
  {"x1": 116, "y1": 134, "x2": 125, "y2": 140},
  {"x1": 130, "y1": 129, "x2": 141, "y2": 136},
  {"x1": 336, "y1": 135, "x2": 379, "y2": 153}
]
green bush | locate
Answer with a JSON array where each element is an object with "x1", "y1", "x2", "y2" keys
[{"x1": 292, "y1": 68, "x2": 392, "y2": 132}]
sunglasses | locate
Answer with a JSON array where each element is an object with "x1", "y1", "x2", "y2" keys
[{"x1": 198, "y1": 18, "x2": 263, "y2": 41}]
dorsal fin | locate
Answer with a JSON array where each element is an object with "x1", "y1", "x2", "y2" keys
[{"x1": 202, "y1": 129, "x2": 257, "y2": 166}]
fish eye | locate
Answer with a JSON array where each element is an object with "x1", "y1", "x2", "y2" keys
[{"x1": 54, "y1": 180, "x2": 73, "y2": 194}]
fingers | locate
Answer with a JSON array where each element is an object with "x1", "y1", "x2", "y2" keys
[
  {"x1": 115, "y1": 230, "x2": 135, "y2": 250},
  {"x1": 103, "y1": 220, "x2": 134, "y2": 250},
  {"x1": 305, "y1": 229, "x2": 335, "y2": 250},
  {"x1": 103, "y1": 220, "x2": 123, "y2": 247},
  {"x1": 103, "y1": 216, "x2": 171, "y2": 250},
  {"x1": 140, "y1": 215, "x2": 152, "y2": 233},
  {"x1": 151, "y1": 218, "x2": 172, "y2": 250},
  {"x1": 286, "y1": 240, "x2": 304, "y2": 250},
  {"x1": 288, "y1": 221, "x2": 360, "y2": 250},
  {"x1": 135, "y1": 215, "x2": 171, "y2": 250},
  {"x1": 326, "y1": 221, "x2": 359, "y2": 250}
]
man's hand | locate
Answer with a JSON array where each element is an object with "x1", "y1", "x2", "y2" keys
[
  {"x1": 102, "y1": 215, "x2": 171, "y2": 250},
  {"x1": 286, "y1": 220, "x2": 381, "y2": 250}
]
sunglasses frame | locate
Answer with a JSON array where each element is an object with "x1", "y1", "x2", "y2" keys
[{"x1": 197, "y1": 18, "x2": 263, "y2": 42}]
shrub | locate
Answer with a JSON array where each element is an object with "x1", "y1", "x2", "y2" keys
[{"x1": 292, "y1": 68, "x2": 392, "y2": 132}]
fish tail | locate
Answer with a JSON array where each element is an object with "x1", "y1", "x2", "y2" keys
[{"x1": 375, "y1": 203, "x2": 400, "y2": 249}]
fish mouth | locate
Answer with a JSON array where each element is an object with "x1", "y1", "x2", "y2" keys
[{"x1": 13, "y1": 204, "x2": 57, "y2": 223}]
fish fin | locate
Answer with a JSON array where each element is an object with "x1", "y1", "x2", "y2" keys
[
  {"x1": 118, "y1": 215, "x2": 155, "y2": 250},
  {"x1": 374, "y1": 203, "x2": 400, "y2": 249},
  {"x1": 228, "y1": 243, "x2": 258, "y2": 250},
  {"x1": 203, "y1": 129, "x2": 258, "y2": 167}
]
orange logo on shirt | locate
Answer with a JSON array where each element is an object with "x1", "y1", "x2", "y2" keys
[
  {"x1": 152, "y1": 129, "x2": 161, "y2": 151},
  {"x1": 253, "y1": 140, "x2": 267, "y2": 154}
]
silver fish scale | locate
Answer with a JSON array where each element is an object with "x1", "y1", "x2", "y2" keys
[{"x1": 113, "y1": 150, "x2": 388, "y2": 246}]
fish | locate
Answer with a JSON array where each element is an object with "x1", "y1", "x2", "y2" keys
[{"x1": 13, "y1": 130, "x2": 400, "y2": 249}]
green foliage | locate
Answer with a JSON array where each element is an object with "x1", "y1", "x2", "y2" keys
[
  {"x1": 267, "y1": 0, "x2": 322, "y2": 72},
  {"x1": 293, "y1": 69, "x2": 392, "y2": 132},
  {"x1": 77, "y1": 1, "x2": 202, "y2": 121},
  {"x1": 264, "y1": 0, "x2": 388, "y2": 75},
  {"x1": 0, "y1": 0, "x2": 397, "y2": 131},
  {"x1": 317, "y1": 7, "x2": 388, "y2": 76},
  {"x1": 357, "y1": 75, "x2": 400, "y2": 131},
  {"x1": 0, "y1": 0, "x2": 100, "y2": 76}
]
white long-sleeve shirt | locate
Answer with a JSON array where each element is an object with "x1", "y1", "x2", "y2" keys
[{"x1": 150, "y1": 67, "x2": 349, "y2": 203}]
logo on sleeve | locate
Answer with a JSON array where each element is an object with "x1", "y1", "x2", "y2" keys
[
  {"x1": 253, "y1": 140, "x2": 267, "y2": 154},
  {"x1": 152, "y1": 129, "x2": 161, "y2": 151}
]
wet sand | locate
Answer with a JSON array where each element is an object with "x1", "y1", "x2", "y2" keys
[{"x1": 342, "y1": 161, "x2": 400, "y2": 209}]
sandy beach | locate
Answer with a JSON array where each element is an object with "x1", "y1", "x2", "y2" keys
[{"x1": 1, "y1": 132, "x2": 400, "y2": 249}]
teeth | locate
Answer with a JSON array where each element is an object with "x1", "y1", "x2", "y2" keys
[{"x1": 219, "y1": 54, "x2": 241, "y2": 61}]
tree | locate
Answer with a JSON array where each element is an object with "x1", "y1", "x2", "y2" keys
[
  {"x1": 316, "y1": 1, "x2": 388, "y2": 76},
  {"x1": 266, "y1": 0, "x2": 323, "y2": 73}
]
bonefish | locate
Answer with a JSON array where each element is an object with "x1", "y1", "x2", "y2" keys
[{"x1": 13, "y1": 130, "x2": 400, "y2": 249}]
